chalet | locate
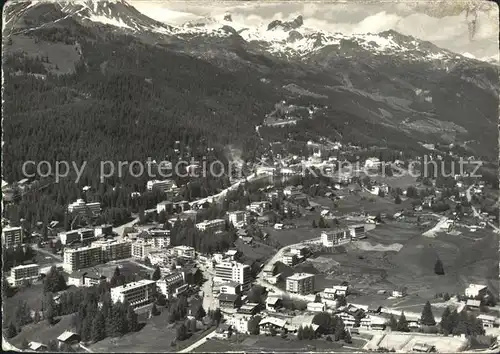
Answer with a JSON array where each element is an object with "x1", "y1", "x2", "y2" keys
[
  {"x1": 238, "y1": 303, "x2": 260, "y2": 316},
  {"x1": 338, "y1": 308, "x2": 364, "y2": 328},
  {"x1": 307, "y1": 302, "x2": 326, "y2": 312},
  {"x1": 477, "y1": 314, "x2": 498, "y2": 328},
  {"x1": 215, "y1": 324, "x2": 232, "y2": 339},
  {"x1": 367, "y1": 305, "x2": 382, "y2": 314},
  {"x1": 267, "y1": 273, "x2": 282, "y2": 285},
  {"x1": 266, "y1": 296, "x2": 282, "y2": 312},
  {"x1": 218, "y1": 293, "x2": 241, "y2": 309},
  {"x1": 407, "y1": 319, "x2": 421, "y2": 330},
  {"x1": 392, "y1": 288, "x2": 407, "y2": 298},
  {"x1": 258, "y1": 317, "x2": 288, "y2": 334},
  {"x1": 360, "y1": 315, "x2": 386, "y2": 330},
  {"x1": 466, "y1": 299, "x2": 481, "y2": 310},
  {"x1": 57, "y1": 331, "x2": 80, "y2": 347},
  {"x1": 465, "y1": 284, "x2": 488, "y2": 298},
  {"x1": 67, "y1": 271, "x2": 107, "y2": 287},
  {"x1": 225, "y1": 313, "x2": 254, "y2": 334},
  {"x1": 28, "y1": 342, "x2": 47, "y2": 352}
]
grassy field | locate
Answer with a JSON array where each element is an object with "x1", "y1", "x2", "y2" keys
[
  {"x1": 263, "y1": 226, "x2": 320, "y2": 247},
  {"x1": 235, "y1": 239, "x2": 276, "y2": 262},
  {"x1": 302, "y1": 220, "x2": 498, "y2": 308},
  {"x1": 194, "y1": 334, "x2": 363, "y2": 352},
  {"x1": 8, "y1": 314, "x2": 75, "y2": 348}
]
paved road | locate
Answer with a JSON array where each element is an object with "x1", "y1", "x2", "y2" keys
[
  {"x1": 177, "y1": 328, "x2": 218, "y2": 353},
  {"x1": 33, "y1": 244, "x2": 63, "y2": 261}
]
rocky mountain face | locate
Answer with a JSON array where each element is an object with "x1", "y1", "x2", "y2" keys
[{"x1": 3, "y1": 0, "x2": 499, "y2": 160}]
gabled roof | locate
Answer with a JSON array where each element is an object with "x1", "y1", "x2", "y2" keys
[
  {"x1": 266, "y1": 296, "x2": 281, "y2": 305},
  {"x1": 29, "y1": 342, "x2": 47, "y2": 350},
  {"x1": 258, "y1": 317, "x2": 287, "y2": 328},
  {"x1": 466, "y1": 299, "x2": 481, "y2": 307},
  {"x1": 57, "y1": 330, "x2": 79, "y2": 342}
]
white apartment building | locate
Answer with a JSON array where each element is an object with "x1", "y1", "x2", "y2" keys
[
  {"x1": 168, "y1": 245, "x2": 195, "y2": 259},
  {"x1": 147, "y1": 251, "x2": 174, "y2": 267},
  {"x1": 321, "y1": 228, "x2": 351, "y2": 247},
  {"x1": 322, "y1": 285, "x2": 348, "y2": 298},
  {"x1": 91, "y1": 239, "x2": 131, "y2": 261},
  {"x1": 307, "y1": 302, "x2": 326, "y2": 312},
  {"x1": 147, "y1": 229, "x2": 171, "y2": 248},
  {"x1": 2, "y1": 226, "x2": 23, "y2": 248},
  {"x1": 214, "y1": 261, "x2": 252, "y2": 292},
  {"x1": 286, "y1": 273, "x2": 315, "y2": 295},
  {"x1": 195, "y1": 219, "x2": 226, "y2": 233},
  {"x1": 465, "y1": 284, "x2": 488, "y2": 298},
  {"x1": 282, "y1": 252, "x2": 298, "y2": 266},
  {"x1": 68, "y1": 199, "x2": 101, "y2": 215},
  {"x1": 63, "y1": 245, "x2": 103, "y2": 273},
  {"x1": 147, "y1": 179, "x2": 176, "y2": 192},
  {"x1": 59, "y1": 228, "x2": 95, "y2": 245},
  {"x1": 156, "y1": 272, "x2": 188, "y2": 299},
  {"x1": 110, "y1": 280, "x2": 156, "y2": 310},
  {"x1": 131, "y1": 240, "x2": 153, "y2": 260},
  {"x1": 8, "y1": 264, "x2": 40, "y2": 286},
  {"x1": 228, "y1": 211, "x2": 249, "y2": 228}
]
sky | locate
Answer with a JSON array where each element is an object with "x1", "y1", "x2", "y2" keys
[{"x1": 130, "y1": 0, "x2": 499, "y2": 62}]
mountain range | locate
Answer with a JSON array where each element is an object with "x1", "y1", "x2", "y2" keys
[{"x1": 2, "y1": 0, "x2": 499, "y2": 181}]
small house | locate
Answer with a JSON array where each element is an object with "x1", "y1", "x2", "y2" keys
[
  {"x1": 265, "y1": 296, "x2": 282, "y2": 312},
  {"x1": 57, "y1": 331, "x2": 80, "y2": 347},
  {"x1": 258, "y1": 317, "x2": 288, "y2": 334},
  {"x1": 28, "y1": 342, "x2": 47, "y2": 352},
  {"x1": 477, "y1": 314, "x2": 497, "y2": 328},
  {"x1": 466, "y1": 299, "x2": 481, "y2": 310},
  {"x1": 218, "y1": 293, "x2": 241, "y2": 309},
  {"x1": 215, "y1": 324, "x2": 232, "y2": 339},
  {"x1": 307, "y1": 302, "x2": 326, "y2": 312}
]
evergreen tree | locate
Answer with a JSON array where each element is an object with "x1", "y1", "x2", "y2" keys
[
  {"x1": 297, "y1": 326, "x2": 304, "y2": 340},
  {"x1": 152, "y1": 266, "x2": 161, "y2": 281},
  {"x1": 434, "y1": 258, "x2": 445, "y2": 275},
  {"x1": 91, "y1": 311, "x2": 106, "y2": 343},
  {"x1": 312, "y1": 220, "x2": 317, "y2": 228},
  {"x1": 395, "y1": 195, "x2": 402, "y2": 204},
  {"x1": 126, "y1": 303, "x2": 138, "y2": 332},
  {"x1": 344, "y1": 329, "x2": 352, "y2": 343},
  {"x1": 397, "y1": 312, "x2": 410, "y2": 332},
  {"x1": 46, "y1": 296, "x2": 56, "y2": 325},
  {"x1": 334, "y1": 318, "x2": 345, "y2": 341},
  {"x1": 388, "y1": 314, "x2": 398, "y2": 331},
  {"x1": 440, "y1": 307, "x2": 452, "y2": 335},
  {"x1": 248, "y1": 315, "x2": 261, "y2": 335},
  {"x1": 314, "y1": 293, "x2": 322, "y2": 303},
  {"x1": 5, "y1": 322, "x2": 18, "y2": 338},
  {"x1": 176, "y1": 323, "x2": 188, "y2": 341},
  {"x1": 151, "y1": 303, "x2": 160, "y2": 316},
  {"x1": 420, "y1": 301, "x2": 436, "y2": 326}
]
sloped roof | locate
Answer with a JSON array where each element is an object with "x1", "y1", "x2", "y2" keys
[{"x1": 57, "y1": 331, "x2": 79, "y2": 342}]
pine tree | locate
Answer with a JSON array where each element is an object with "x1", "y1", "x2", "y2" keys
[
  {"x1": 151, "y1": 303, "x2": 160, "y2": 316},
  {"x1": 5, "y1": 322, "x2": 18, "y2": 338},
  {"x1": 176, "y1": 323, "x2": 187, "y2": 341},
  {"x1": 312, "y1": 220, "x2": 317, "y2": 228},
  {"x1": 395, "y1": 195, "x2": 402, "y2": 204},
  {"x1": 46, "y1": 296, "x2": 56, "y2": 325},
  {"x1": 397, "y1": 312, "x2": 410, "y2": 332},
  {"x1": 297, "y1": 326, "x2": 304, "y2": 340},
  {"x1": 152, "y1": 266, "x2": 161, "y2": 281},
  {"x1": 314, "y1": 293, "x2": 322, "y2": 303},
  {"x1": 388, "y1": 314, "x2": 398, "y2": 330},
  {"x1": 91, "y1": 311, "x2": 106, "y2": 343},
  {"x1": 440, "y1": 307, "x2": 452, "y2": 335},
  {"x1": 334, "y1": 318, "x2": 345, "y2": 341},
  {"x1": 420, "y1": 301, "x2": 436, "y2": 326},
  {"x1": 344, "y1": 329, "x2": 352, "y2": 343},
  {"x1": 434, "y1": 258, "x2": 445, "y2": 275},
  {"x1": 126, "y1": 303, "x2": 138, "y2": 333}
]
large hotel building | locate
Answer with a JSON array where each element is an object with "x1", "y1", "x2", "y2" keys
[
  {"x1": 63, "y1": 245, "x2": 103, "y2": 273},
  {"x1": 91, "y1": 239, "x2": 131, "y2": 262},
  {"x1": 214, "y1": 261, "x2": 252, "y2": 292},
  {"x1": 7, "y1": 264, "x2": 40, "y2": 286},
  {"x1": 111, "y1": 280, "x2": 156, "y2": 310}
]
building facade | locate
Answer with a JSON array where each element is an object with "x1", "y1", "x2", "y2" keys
[
  {"x1": 8, "y1": 263, "x2": 40, "y2": 286},
  {"x1": 195, "y1": 219, "x2": 226, "y2": 233},
  {"x1": 59, "y1": 228, "x2": 95, "y2": 245},
  {"x1": 286, "y1": 273, "x2": 315, "y2": 295},
  {"x1": 228, "y1": 211, "x2": 249, "y2": 228},
  {"x1": 156, "y1": 272, "x2": 187, "y2": 299},
  {"x1": 321, "y1": 228, "x2": 351, "y2": 247},
  {"x1": 63, "y1": 245, "x2": 103, "y2": 273},
  {"x1": 110, "y1": 280, "x2": 156, "y2": 310},
  {"x1": 2, "y1": 226, "x2": 23, "y2": 248},
  {"x1": 214, "y1": 261, "x2": 252, "y2": 292},
  {"x1": 131, "y1": 240, "x2": 153, "y2": 260},
  {"x1": 67, "y1": 199, "x2": 101, "y2": 216},
  {"x1": 91, "y1": 239, "x2": 132, "y2": 261},
  {"x1": 169, "y1": 245, "x2": 195, "y2": 259}
]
